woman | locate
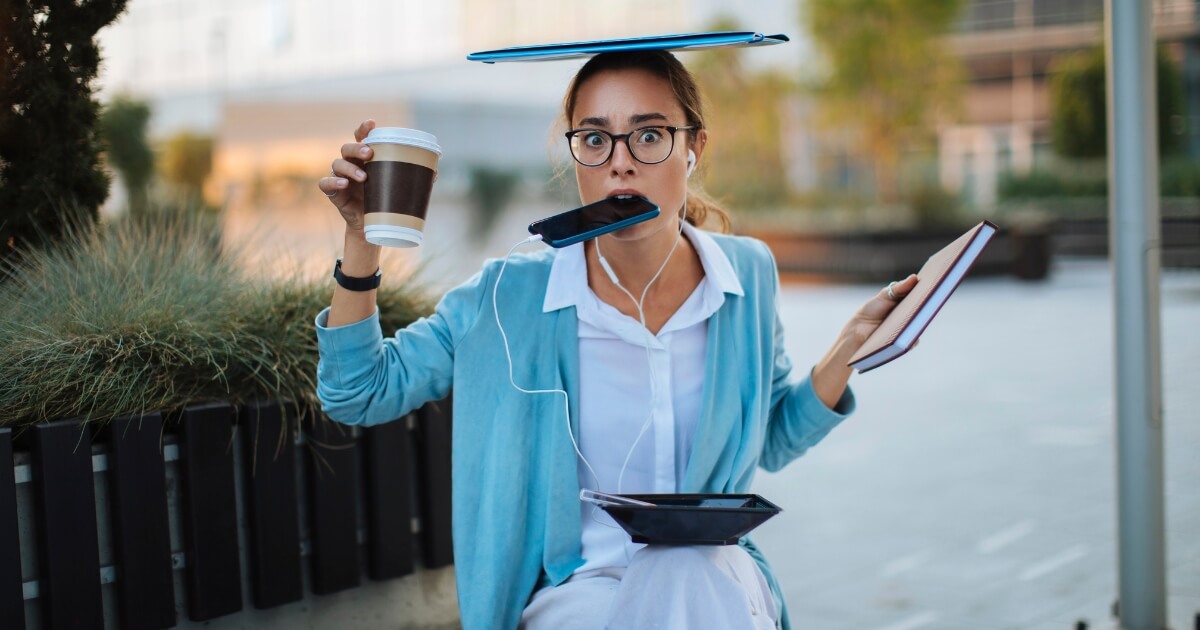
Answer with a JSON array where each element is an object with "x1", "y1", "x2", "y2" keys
[{"x1": 316, "y1": 50, "x2": 916, "y2": 630}]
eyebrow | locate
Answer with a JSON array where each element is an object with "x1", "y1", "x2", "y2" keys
[{"x1": 577, "y1": 112, "x2": 670, "y2": 128}]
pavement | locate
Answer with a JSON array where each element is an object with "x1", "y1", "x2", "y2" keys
[{"x1": 751, "y1": 258, "x2": 1200, "y2": 630}]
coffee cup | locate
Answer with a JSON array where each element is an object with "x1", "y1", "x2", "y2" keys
[{"x1": 361, "y1": 127, "x2": 442, "y2": 248}]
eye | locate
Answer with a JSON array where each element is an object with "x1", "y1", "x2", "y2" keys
[
  {"x1": 582, "y1": 132, "x2": 609, "y2": 148},
  {"x1": 634, "y1": 128, "x2": 664, "y2": 145}
]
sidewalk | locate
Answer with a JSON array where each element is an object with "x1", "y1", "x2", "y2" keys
[{"x1": 754, "y1": 258, "x2": 1200, "y2": 630}]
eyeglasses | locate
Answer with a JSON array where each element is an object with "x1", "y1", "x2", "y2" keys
[{"x1": 565, "y1": 125, "x2": 696, "y2": 167}]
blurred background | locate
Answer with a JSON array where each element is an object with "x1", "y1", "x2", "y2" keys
[
  {"x1": 3, "y1": 1, "x2": 1198, "y2": 628},
  {"x1": 80, "y1": 0, "x2": 1200, "y2": 287}
]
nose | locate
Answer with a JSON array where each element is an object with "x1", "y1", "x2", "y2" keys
[{"x1": 608, "y1": 138, "x2": 637, "y2": 175}]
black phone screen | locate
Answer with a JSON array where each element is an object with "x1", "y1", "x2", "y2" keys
[{"x1": 528, "y1": 196, "x2": 659, "y2": 246}]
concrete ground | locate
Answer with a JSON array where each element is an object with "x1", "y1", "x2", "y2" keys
[{"x1": 752, "y1": 258, "x2": 1200, "y2": 630}]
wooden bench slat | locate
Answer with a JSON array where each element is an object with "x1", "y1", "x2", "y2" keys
[
  {"x1": 417, "y1": 399, "x2": 454, "y2": 569},
  {"x1": 0, "y1": 428, "x2": 25, "y2": 630},
  {"x1": 240, "y1": 401, "x2": 303, "y2": 609},
  {"x1": 179, "y1": 403, "x2": 243, "y2": 621},
  {"x1": 305, "y1": 420, "x2": 361, "y2": 595},
  {"x1": 32, "y1": 419, "x2": 104, "y2": 629},
  {"x1": 109, "y1": 413, "x2": 177, "y2": 629},
  {"x1": 363, "y1": 420, "x2": 414, "y2": 580}
]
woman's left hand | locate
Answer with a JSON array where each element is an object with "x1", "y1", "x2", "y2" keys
[
  {"x1": 841, "y1": 273, "x2": 919, "y2": 348},
  {"x1": 811, "y1": 273, "x2": 919, "y2": 409}
]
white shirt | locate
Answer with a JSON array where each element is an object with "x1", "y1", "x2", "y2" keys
[{"x1": 541, "y1": 223, "x2": 745, "y2": 574}]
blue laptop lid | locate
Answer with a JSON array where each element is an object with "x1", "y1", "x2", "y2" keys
[{"x1": 467, "y1": 31, "x2": 789, "y2": 64}]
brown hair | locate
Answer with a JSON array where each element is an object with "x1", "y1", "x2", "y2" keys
[{"x1": 561, "y1": 50, "x2": 731, "y2": 233}]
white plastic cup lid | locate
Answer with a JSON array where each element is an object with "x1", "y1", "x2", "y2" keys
[
  {"x1": 363, "y1": 127, "x2": 442, "y2": 156},
  {"x1": 365, "y1": 224, "x2": 423, "y2": 248}
]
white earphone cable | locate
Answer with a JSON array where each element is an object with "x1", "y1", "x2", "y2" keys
[
  {"x1": 493, "y1": 233, "x2": 601, "y2": 492},
  {"x1": 595, "y1": 199, "x2": 688, "y2": 495},
  {"x1": 494, "y1": 193, "x2": 691, "y2": 539}
]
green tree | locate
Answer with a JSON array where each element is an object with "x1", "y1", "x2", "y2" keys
[
  {"x1": 688, "y1": 17, "x2": 792, "y2": 211},
  {"x1": 0, "y1": 0, "x2": 128, "y2": 262},
  {"x1": 1050, "y1": 45, "x2": 1184, "y2": 159},
  {"x1": 98, "y1": 95, "x2": 155, "y2": 217},
  {"x1": 160, "y1": 131, "x2": 214, "y2": 204},
  {"x1": 804, "y1": 0, "x2": 965, "y2": 204}
]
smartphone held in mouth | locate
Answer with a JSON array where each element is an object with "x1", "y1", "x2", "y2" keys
[{"x1": 528, "y1": 195, "x2": 660, "y2": 248}]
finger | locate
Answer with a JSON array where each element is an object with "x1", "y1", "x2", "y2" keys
[
  {"x1": 353, "y1": 119, "x2": 376, "y2": 143},
  {"x1": 341, "y1": 141, "x2": 373, "y2": 163},
  {"x1": 890, "y1": 274, "x2": 919, "y2": 300},
  {"x1": 318, "y1": 175, "x2": 349, "y2": 198},
  {"x1": 330, "y1": 158, "x2": 368, "y2": 183}
]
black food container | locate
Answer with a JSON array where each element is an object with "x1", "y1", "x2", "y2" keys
[{"x1": 599, "y1": 494, "x2": 781, "y2": 545}]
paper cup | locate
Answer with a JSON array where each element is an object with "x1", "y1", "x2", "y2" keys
[{"x1": 362, "y1": 127, "x2": 442, "y2": 248}]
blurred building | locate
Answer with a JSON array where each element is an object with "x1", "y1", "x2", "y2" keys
[
  {"x1": 95, "y1": 0, "x2": 806, "y2": 211},
  {"x1": 783, "y1": 0, "x2": 1200, "y2": 213},
  {"x1": 941, "y1": 0, "x2": 1200, "y2": 208},
  {"x1": 97, "y1": 0, "x2": 679, "y2": 206}
]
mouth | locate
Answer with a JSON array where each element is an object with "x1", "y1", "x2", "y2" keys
[{"x1": 606, "y1": 189, "x2": 643, "y2": 200}]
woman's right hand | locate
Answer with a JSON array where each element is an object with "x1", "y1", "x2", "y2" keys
[{"x1": 319, "y1": 119, "x2": 377, "y2": 232}]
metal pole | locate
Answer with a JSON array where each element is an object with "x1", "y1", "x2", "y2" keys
[{"x1": 1105, "y1": 1, "x2": 1166, "y2": 629}]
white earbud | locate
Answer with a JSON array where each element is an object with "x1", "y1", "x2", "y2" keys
[{"x1": 686, "y1": 149, "x2": 696, "y2": 177}]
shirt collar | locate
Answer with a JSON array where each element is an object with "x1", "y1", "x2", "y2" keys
[{"x1": 542, "y1": 222, "x2": 744, "y2": 313}]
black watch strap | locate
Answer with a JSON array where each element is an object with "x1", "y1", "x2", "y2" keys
[{"x1": 333, "y1": 258, "x2": 381, "y2": 291}]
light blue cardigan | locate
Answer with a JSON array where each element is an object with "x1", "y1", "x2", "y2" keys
[{"x1": 315, "y1": 232, "x2": 854, "y2": 630}]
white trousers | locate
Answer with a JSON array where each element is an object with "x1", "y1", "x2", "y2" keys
[{"x1": 519, "y1": 545, "x2": 779, "y2": 630}]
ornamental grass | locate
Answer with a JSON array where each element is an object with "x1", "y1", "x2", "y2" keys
[{"x1": 0, "y1": 210, "x2": 431, "y2": 428}]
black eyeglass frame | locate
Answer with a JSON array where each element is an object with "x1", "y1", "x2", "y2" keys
[{"x1": 564, "y1": 125, "x2": 698, "y2": 167}]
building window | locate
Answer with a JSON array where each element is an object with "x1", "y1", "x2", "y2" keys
[
  {"x1": 958, "y1": 0, "x2": 1016, "y2": 32},
  {"x1": 1032, "y1": 0, "x2": 1104, "y2": 27}
]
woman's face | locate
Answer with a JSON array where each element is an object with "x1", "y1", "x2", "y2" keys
[{"x1": 570, "y1": 68, "x2": 704, "y2": 243}]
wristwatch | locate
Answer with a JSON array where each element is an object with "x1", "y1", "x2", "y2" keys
[{"x1": 333, "y1": 258, "x2": 381, "y2": 291}]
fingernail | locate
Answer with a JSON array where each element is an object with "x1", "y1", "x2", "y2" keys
[
  {"x1": 355, "y1": 169, "x2": 365, "y2": 179},
  {"x1": 360, "y1": 147, "x2": 370, "y2": 156},
  {"x1": 337, "y1": 178, "x2": 347, "y2": 186}
]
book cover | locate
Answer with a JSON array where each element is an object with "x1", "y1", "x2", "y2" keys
[{"x1": 848, "y1": 220, "x2": 999, "y2": 373}]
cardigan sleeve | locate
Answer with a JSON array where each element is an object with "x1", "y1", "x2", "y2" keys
[
  {"x1": 315, "y1": 266, "x2": 492, "y2": 426},
  {"x1": 757, "y1": 244, "x2": 855, "y2": 472}
]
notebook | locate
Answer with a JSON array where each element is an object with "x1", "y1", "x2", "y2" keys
[{"x1": 849, "y1": 221, "x2": 999, "y2": 373}]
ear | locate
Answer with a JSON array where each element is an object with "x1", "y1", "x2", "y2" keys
[{"x1": 690, "y1": 128, "x2": 709, "y2": 169}]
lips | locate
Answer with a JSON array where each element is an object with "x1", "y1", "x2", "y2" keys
[{"x1": 606, "y1": 189, "x2": 644, "y2": 200}]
